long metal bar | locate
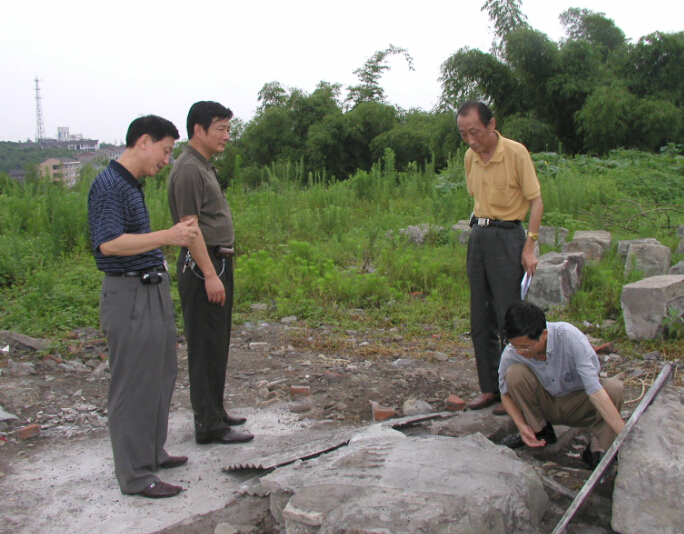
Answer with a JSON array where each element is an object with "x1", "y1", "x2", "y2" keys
[{"x1": 551, "y1": 364, "x2": 672, "y2": 534}]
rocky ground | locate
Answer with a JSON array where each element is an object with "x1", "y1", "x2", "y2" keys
[{"x1": 0, "y1": 319, "x2": 676, "y2": 533}]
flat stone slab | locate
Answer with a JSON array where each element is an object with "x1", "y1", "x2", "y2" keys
[
  {"x1": 612, "y1": 385, "x2": 684, "y2": 534},
  {"x1": 621, "y1": 275, "x2": 684, "y2": 340},
  {"x1": 261, "y1": 425, "x2": 548, "y2": 533}
]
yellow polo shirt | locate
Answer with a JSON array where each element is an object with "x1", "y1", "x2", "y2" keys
[{"x1": 464, "y1": 131, "x2": 541, "y2": 221}]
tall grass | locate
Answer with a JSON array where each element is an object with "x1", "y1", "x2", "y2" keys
[{"x1": 1, "y1": 148, "x2": 683, "y2": 340}]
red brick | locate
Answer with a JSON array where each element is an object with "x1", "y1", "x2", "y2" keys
[
  {"x1": 16, "y1": 424, "x2": 40, "y2": 441},
  {"x1": 445, "y1": 395, "x2": 466, "y2": 411},
  {"x1": 593, "y1": 342, "x2": 615, "y2": 355},
  {"x1": 369, "y1": 400, "x2": 396, "y2": 421},
  {"x1": 291, "y1": 385, "x2": 311, "y2": 396}
]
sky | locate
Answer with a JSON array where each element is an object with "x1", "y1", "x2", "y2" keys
[{"x1": 2, "y1": 0, "x2": 683, "y2": 145}]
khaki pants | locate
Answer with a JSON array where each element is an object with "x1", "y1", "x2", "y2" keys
[{"x1": 505, "y1": 363, "x2": 624, "y2": 450}]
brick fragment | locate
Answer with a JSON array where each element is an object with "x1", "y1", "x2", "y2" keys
[
  {"x1": 445, "y1": 395, "x2": 466, "y2": 411},
  {"x1": 16, "y1": 424, "x2": 40, "y2": 441},
  {"x1": 369, "y1": 400, "x2": 396, "y2": 421},
  {"x1": 593, "y1": 342, "x2": 615, "y2": 355},
  {"x1": 291, "y1": 385, "x2": 311, "y2": 396}
]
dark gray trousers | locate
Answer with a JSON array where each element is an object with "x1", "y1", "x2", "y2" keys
[
  {"x1": 177, "y1": 252, "x2": 233, "y2": 441},
  {"x1": 466, "y1": 224, "x2": 526, "y2": 393},
  {"x1": 100, "y1": 273, "x2": 177, "y2": 494}
]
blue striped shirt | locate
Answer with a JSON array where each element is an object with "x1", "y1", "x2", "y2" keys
[
  {"x1": 87, "y1": 160, "x2": 165, "y2": 273},
  {"x1": 498, "y1": 322, "x2": 603, "y2": 397}
]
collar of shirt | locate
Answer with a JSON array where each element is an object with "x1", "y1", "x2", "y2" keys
[
  {"x1": 185, "y1": 145, "x2": 216, "y2": 172},
  {"x1": 109, "y1": 160, "x2": 142, "y2": 190}
]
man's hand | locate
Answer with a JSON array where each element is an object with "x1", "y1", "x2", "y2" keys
[
  {"x1": 520, "y1": 424, "x2": 547, "y2": 448},
  {"x1": 521, "y1": 247, "x2": 538, "y2": 276},
  {"x1": 168, "y1": 220, "x2": 198, "y2": 248},
  {"x1": 204, "y1": 274, "x2": 226, "y2": 306}
]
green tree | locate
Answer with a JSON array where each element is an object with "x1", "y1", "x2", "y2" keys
[
  {"x1": 481, "y1": 0, "x2": 528, "y2": 56},
  {"x1": 346, "y1": 45, "x2": 414, "y2": 107}
]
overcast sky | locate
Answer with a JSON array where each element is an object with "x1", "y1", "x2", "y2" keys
[{"x1": 2, "y1": 0, "x2": 682, "y2": 145}]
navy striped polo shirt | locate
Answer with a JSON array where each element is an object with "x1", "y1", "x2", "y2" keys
[{"x1": 88, "y1": 160, "x2": 166, "y2": 273}]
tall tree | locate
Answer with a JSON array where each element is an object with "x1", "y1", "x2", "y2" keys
[
  {"x1": 346, "y1": 45, "x2": 414, "y2": 107},
  {"x1": 481, "y1": 0, "x2": 528, "y2": 56}
]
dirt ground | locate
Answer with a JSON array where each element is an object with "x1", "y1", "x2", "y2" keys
[{"x1": 0, "y1": 319, "x2": 658, "y2": 533}]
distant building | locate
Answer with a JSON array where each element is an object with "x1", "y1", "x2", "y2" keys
[
  {"x1": 7, "y1": 170, "x2": 26, "y2": 184},
  {"x1": 40, "y1": 157, "x2": 81, "y2": 185}
]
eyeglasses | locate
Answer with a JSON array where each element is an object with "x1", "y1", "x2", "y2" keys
[{"x1": 507, "y1": 342, "x2": 535, "y2": 353}]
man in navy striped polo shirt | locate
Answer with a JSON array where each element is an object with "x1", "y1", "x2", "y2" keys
[{"x1": 88, "y1": 115, "x2": 198, "y2": 498}]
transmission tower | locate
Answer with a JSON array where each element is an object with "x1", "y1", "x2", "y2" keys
[{"x1": 35, "y1": 76, "x2": 45, "y2": 141}]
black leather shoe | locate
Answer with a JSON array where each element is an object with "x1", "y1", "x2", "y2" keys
[
  {"x1": 582, "y1": 443, "x2": 605, "y2": 470},
  {"x1": 225, "y1": 415, "x2": 247, "y2": 426},
  {"x1": 196, "y1": 427, "x2": 254, "y2": 445},
  {"x1": 137, "y1": 480, "x2": 182, "y2": 498},
  {"x1": 502, "y1": 423, "x2": 557, "y2": 449},
  {"x1": 159, "y1": 455, "x2": 188, "y2": 468}
]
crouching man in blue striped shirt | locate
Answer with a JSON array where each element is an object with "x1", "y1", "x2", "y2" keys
[
  {"x1": 88, "y1": 115, "x2": 198, "y2": 498},
  {"x1": 498, "y1": 301, "x2": 625, "y2": 470}
]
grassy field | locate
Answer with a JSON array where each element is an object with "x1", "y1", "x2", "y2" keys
[{"x1": 1, "y1": 147, "x2": 683, "y2": 359}]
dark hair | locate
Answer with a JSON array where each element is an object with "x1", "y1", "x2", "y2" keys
[
  {"x1": 187, "y1": 101, "x2": 234, "y2": 139},
  {"x1": 504, "y1": 301, "x2": 547, "y2": 341},
  {"x1": 456, "y1": 100, "x2": 494, "y2": 127},
  {"x1": 125, "y1": 115, "x2": 180, "y2": 148}
]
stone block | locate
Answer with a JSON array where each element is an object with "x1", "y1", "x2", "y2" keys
[
  {"x1": 621, "y1": 275, "x2": 684, "y2": 340},
  {"x1": 402, "y1": 398, "x2": 433, "y2": 416},
  {"x1": 248, "y1": 342, "x2": 269, "y2": 351},
  {"x1": 538, "y1": 226, "x2": 569, "y2": 247},
  {"x1": 445, "y1": 395, "x2": 466, "y2": 411},
  {"x1": 617, "y1": 237, "x2": 659, "y2": 259},
  {"x1": 670, "y1": 261, "x2": 684, "y2": 275},
  {"x1": 528, "y1": 252, "x2": 586, "y2": 310},
  {"x1": 624, "y1": 243, "x2": 671, "y2": 279},
  {"x1": 16, "y1": 424, "x2": 40, "y2": 441},
  {"x1": 612, "y1": 385, "x2": 684, "y2": 534},
  {"x1": 677, "y1": 224, "x2": 684, "y2": 238},
  {"x1": 451, "y1": 220, "x2": 471, "y2": 232},
  {"x1": 572, "y1": 230, "x2": 612, "y2": 252},
  {"x1": 678, "y1": 238, "x2": 684, "y2": 255},
  {"x1": 562, "y1": 240, "x2": 604, "y2": 261}
]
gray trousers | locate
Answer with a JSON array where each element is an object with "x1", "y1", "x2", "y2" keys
[
  {"x1": 100, "y1": 273, "x2": 177, "y2": 494},
  {"x1": 467, "y1": 224, "x2": 526, "y2": 393},
  {"x1": 177, "y1": 252, "x2": 233, "y2": 441}
]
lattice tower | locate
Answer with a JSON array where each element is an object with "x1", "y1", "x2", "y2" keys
[{"x1": 35, "y1": 76, "x2": 45, "y2": 141}]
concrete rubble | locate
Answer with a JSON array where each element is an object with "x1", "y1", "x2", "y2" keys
[
  {"x1": 612, "y1": 385, "x2": 684, "y2": 534},
  {"x1": 259, "y1": 425, "x2": 548, "y2": 533}
]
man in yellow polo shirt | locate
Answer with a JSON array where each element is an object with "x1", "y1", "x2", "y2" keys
[{"x1": 456, "y1": 101, "x2": 544, "y2": 413}]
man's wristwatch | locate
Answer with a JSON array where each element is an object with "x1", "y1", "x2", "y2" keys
[{"x1": 527, "y1": 231, "x2": 539, "y2": 241}]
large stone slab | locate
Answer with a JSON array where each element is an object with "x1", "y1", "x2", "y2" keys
[
  {"x1": 621, "y1": 275, "x2": 684, "y2": 340},
  {"x1": 612, "y1": 385, "x2": 684, "y2": 534},
  {"x1": 624, "y1": 243, "x2": 671, "y2": 279},
  {"x1": 528, "y1": 252, "x2": 586, "y2": 310},
  {"x1": 561, "y1": 240, "x2": 604, "y2": 261},
  {"x1": 573, "y1": 230, "x2": 612, "y2": 252},
  {"x1": 538, "y1": 226, "x2": 569, "y2": 247},
  {"x1": 260, "y1": 425, "x2": 548, "y2": 533},
  {"x1": 616, "y1": 238, "x2": 659, "y2": 259}
]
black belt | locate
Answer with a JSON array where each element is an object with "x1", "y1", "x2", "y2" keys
[
  {"x1": 105, "y1": 265, "x2": 167, "y2": 284},
  {"x1": 470, "y1": 215, "x2": 520, "y2": 229}
]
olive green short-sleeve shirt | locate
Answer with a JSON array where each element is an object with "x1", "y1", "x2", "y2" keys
[
  {"x1": 464, "y1": 131, "x2": 541, "y2": 221},
  {"x1": 168, "y1": 145, "x2": 234, "y2": 247}
]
